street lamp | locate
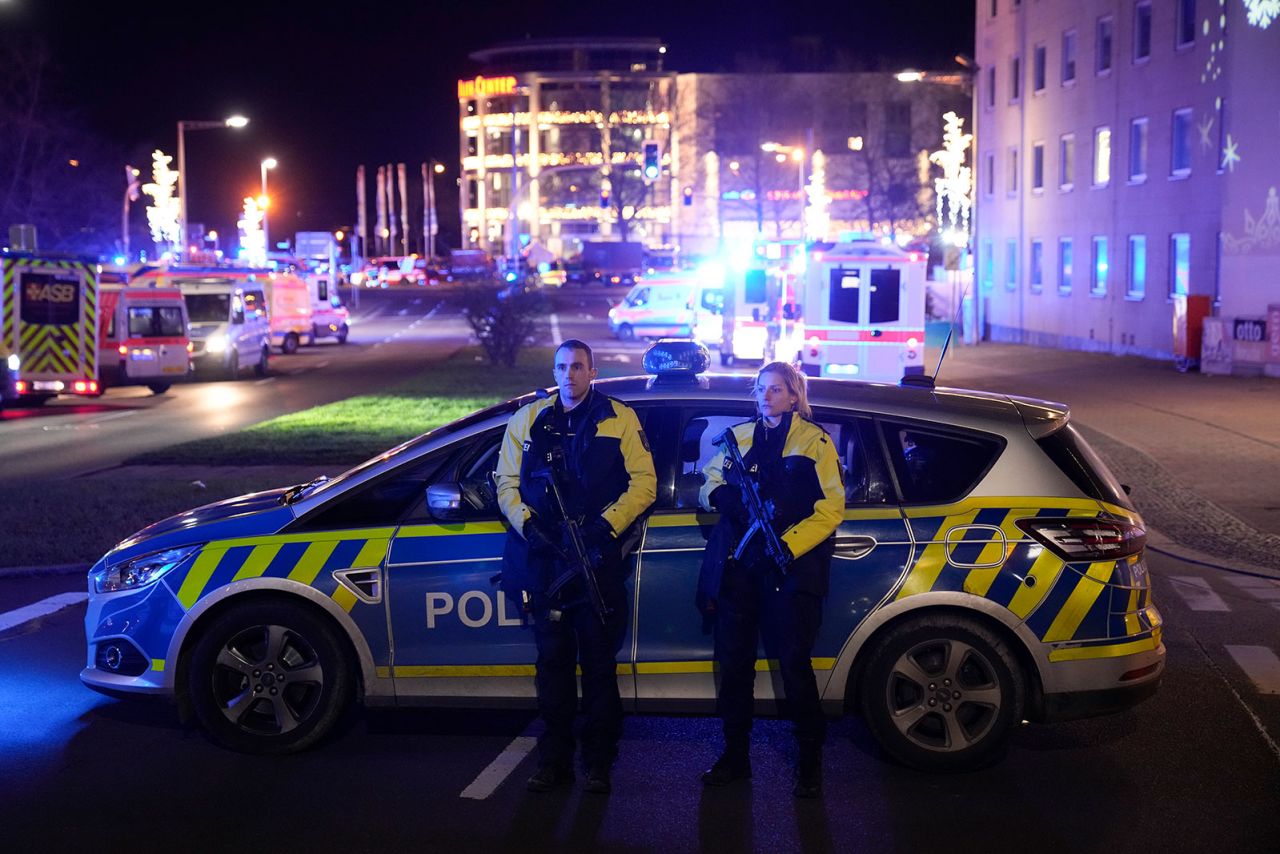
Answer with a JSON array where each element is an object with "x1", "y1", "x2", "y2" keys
[
  {"x1": 423, "y1": 160, "x2": 446, "y2": 264},
  {"x1": 260, "y1": 157, "x2": 277, "y2": 256},
  {"x1": 761, "y1": 141, "x2": 807, "y2": 239},
  {"x1": 176, "y1": 115, "x2": 249, "y2": 261}
]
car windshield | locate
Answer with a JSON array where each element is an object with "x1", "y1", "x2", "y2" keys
[{"x1": 184, "y1": 293, "x2": 230, "y2": 323}]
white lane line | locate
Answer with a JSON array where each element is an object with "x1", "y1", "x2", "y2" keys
[
  {"x1": 1225, "y1": 645, "x2": 1280, "y2": 695},
  {"x1": 549, "y1": 312, "x2": 562, "y2": 343},
  {"x1": 0, "y1": 592, "x2": 88, "y2": 634},
  {"x1": 459, "y1": 734, "x2": 538, "y2": 800},
  {"x1": 1225, "y1": 576, "x2": 1280, "y2": 601},
  {"x1": 254, "y1": 376, "x2": 277, "y2": 385},
  {"x1": 87, "y1": 410, "x2": 139, "y2": 425},
  {"x1": 1168, "y1": 576, "x2": 1230, "y2": 612}
]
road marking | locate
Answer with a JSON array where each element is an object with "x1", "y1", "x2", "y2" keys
[
  {"x1": 1225, "y1": 576, "x2": 1280, "y2": 601},
  {"x1": 254, "y1": 376, "x2": 277, "y2": 385},
  {"x1": 549, "y1": 313, "x2": 562, "y2": 343},
  {"x1": 459, "y1": 733, "x2": 538, "y2": 800},
  {"x1": 1225, "y1": 645, "x2": 1280, "y2": 695},
  {"x1": 1168, "y1": 576, "x2": 1230, "y2": 612},
  {"x1": 0, "y1": 592, "x2": 88, "y2": 634}
]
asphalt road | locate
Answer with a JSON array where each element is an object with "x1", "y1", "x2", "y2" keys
[{"x1": 0, "y1": 550, "x2": 1277, "y2": 852}]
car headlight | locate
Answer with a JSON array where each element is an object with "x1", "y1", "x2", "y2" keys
[
  {"x1": 92, "y1": 545, "x2": 201, "y2": 594},
  {"x1": 204, "y1": 335, "x2": 227, "y2": 354}
]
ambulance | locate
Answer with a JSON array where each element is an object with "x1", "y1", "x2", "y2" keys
[
  {"x1": 790, "y1": 240, "x2": 926, "y2": 381},
  {"x1": 262, "y1": 273, "x2": 313, "y2": 354},
  {"x1": 717, "y1": 239, "x2": 805, "y2": 367},
  {"x1": 1, "y1": 252, "x2": 100, "y2": 406},
  {"x1": 303, "y1": 272, "x2": 350, "y2": 345},
  {"x1": 98, "y1": 276, "x2": 192, "y2": 394}
]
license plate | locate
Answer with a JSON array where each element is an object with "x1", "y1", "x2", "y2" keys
[
  {"x1": 33, "y1": 381, "x2": 62, "y2": 391},
  {"x1": 162, "y1": 366, "x2": 185, "y2": 374}
]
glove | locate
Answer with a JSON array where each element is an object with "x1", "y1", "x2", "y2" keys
[
  {"x1": 522, "y1": 515, "x2": 561, "y2": 557},
  {"x1": 710, "y1": 485, "x2": 751, "y2": 528},
  {"x1": 580, "y1": 516, "x2": 616, "y2": 568}
]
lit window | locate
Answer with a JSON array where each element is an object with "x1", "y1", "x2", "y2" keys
[
  {"x1": 1170, "y1": 233, "x2": 1190, "y2": 296},
  {"x1": 1059, "y1": 238, "x2": 1074, "y2": 294},
  {"x1": 1030, "y1": 239, "x2": 1044, "y2": 291},
  {"x1": 1171, "y1": 108, "x2": 1192, "y2": 177},
  {"x1": 1006, "y1": 239, "x2": 1018, "y2": 289},
  {"x1": 1092, "y1": 236, "x2": 1108, "y2": 295},
  {"x1": 1093, "y1": 127, "x2": 1111, "y2": 186},
  {"x1": 1127, "y1": 235, "x2": 1146, "y2": 298},
  {"x1": 982, "y1": 239, "x2": 994, "y2": 289},
  {"x1": 1129, "y1": 117, "x2": 1148, "y2": 182}
]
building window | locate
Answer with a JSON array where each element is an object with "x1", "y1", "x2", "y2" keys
[
  {"x1": 1030, "y1": 239, "x2": 1044, "y2": 291},
  {"x1": 1134, "y1": 1, "x2": 1152, "y2": 62},
  {"x1": 1127, "y1": 235, "x2": 1147, "y2": 298},
  {"x1": 1170, "y1": 233, "x2": 1190, "y2": 295},
  {"x1": 1059, "y1": 238, "x2": 1074, "y2": 294},
  {"x1": 1092, "y1": 236, "x2": 1109, "y2": 295},
  {"x1": 1033, "y1": 44, "x2": 1047, "y2": 93},
  {"x1": 1177, "y1": 0, "x2": 1196, "y2": 47},
  {"x1": 1060, "y1": 134, "x2": 1075, "y2": 189},
  {"x1": 982, "y1": 239, "x2": 994, "y2": 289},
  {"x1": 1171, "y1": 108, "x2": 1192, "y2": 177},
  {"x1": 985, "y1": 66, "x2": 996, "y2": 109},
  {"x1": 1010, "y1": 56, "x2": 1021, "y2": 102},
  {"x1": 1006, "y1": 239, "x2": 1018, "y2": 289},
  {"x1": 1032, "y1": 142, "x2": 1045, "y2": 191},
  {"x1": 884, "y1": 101, "x2": 912, "y2": 158},
  {"x1": 991, "y1": 0, "x2": 998, "y2": 17},
  {"x1": 1062, "y1": 30, "x2": 1078, "y2": 84},
  {"x1": 1129, "y1": 117, "x2": 1148, "y2": 182},
  {"x1": 1093, "y1": 126, "x2": 1112, "y2": 186},
  {"x1": 1096, "y1": 17, "x2": 1114, "y2": 75},
  {"x1": 1008, "y1": 146, "x2": 1019, "y2": 195},
  {"x1": 985, "y1": 152, "x2": 995, "y2": 197}
]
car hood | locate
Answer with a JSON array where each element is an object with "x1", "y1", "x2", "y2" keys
[
  {"x1": 106, "y1": 488, "x2": 296, "y2": 563},
  {"x1": 186, "y1": 323, "x2": 226, "y2": 338}
]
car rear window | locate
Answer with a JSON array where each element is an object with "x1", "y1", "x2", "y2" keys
[
  {"x1": 1036, "y1": 423, "x2": 1133, "y2": 509},
  {"x1": 879, "y1": 419, "x2": 1004, "y2": 505}
]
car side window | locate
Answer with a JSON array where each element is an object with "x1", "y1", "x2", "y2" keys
[
  {"x1": 878, "y1": 419, "x2": 1005, "y2": 504},
  {"x1": 629, "y1": 287, "x2": 649, "y2": 307},
  {"x1": 670, "y1": 411, "x2": 750, "y2": 510},
  {"x1": 293, "y1": 447, "x2": 453, "y2": 531},
  {"x1": 812, "y1": 415, "x2": 890, "y2": 505},
  {"x1": 445, "y1": 430, "x2": 504, "y2": 520}
]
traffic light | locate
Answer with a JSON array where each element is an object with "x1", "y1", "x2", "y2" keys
[
  {"x1": 642, "y1": 141, "x2": 661, "y2": 181},
  {"x1": 682, "y1": 186, "x2": 693, "y2": 206}
]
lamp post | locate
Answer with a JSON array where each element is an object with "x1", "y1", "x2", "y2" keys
[
  {"x1": 761, "y1": 142, "x2": 807, "y2": 240},
  {"x1": 423, "y1": 160, "x2": 445, "y2": 264},
  {"x1": 260, "y1": 157, "x2": 277, "y2": 258},
  {"x1": 176, "y1": 115, "x2": 248, "y2": 261},
  {"x1": 122, "y1": 165, "x2": 140, "y2": 260}
]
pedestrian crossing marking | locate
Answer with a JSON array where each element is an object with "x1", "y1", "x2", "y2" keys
[
  {"x1": 1168, "y1": 576, "x2": 1230, "y2": 612},
  {"x1": 1225, "y1": 645, "x2": 1280, "y2": 695}
]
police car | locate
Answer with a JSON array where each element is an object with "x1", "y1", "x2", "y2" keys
[{"x1": 81, "y1": 341, "x2": 1163, "y2": 770}]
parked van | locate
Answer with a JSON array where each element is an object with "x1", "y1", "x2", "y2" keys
[
  {"x1": 263, "y1": 273, "x2": 313, "y2": 354},
  {"x1": 305, "y1": 274, "x2": 350, "y2": 344},
  {"x1": 98, "y1": 282, "x2": 191, "y2": 394},
  {"x1": 135, "y1": 268, "x2": 271, "y2": 379},
  {"x1": 608, "y1": 274, "x2": 722, "y2": 341}
]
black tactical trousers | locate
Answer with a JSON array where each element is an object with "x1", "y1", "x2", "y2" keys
[
  {"x1": 713, "y1": 563, "x2": 826, "y2": 756},
  {"x1": 531, "y1": 572, "x2": 628, "y2": 770}
]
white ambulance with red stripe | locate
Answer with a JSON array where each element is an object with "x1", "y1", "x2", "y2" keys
[
  {"x1": 791, "y1": 240, "x2": 926, "y2": 381},
  {"x1": 98, "y1": 278, "x2": 192, "y2": 394}
]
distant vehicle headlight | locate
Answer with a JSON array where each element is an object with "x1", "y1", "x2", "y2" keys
[
  {"x1": 92, "y1": 545, "x2": 201, "y2": 594},
  {"x1": 204, "y1": 335, "x2": 228, "y2": 354}
]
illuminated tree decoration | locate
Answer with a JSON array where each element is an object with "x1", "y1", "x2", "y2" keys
[
  {"x1": 238, "y1": 196, "x2": 267, "y2": 267},
  {"x1": 804, "y1": 149, "x2": 830, "y2": 242},
  {"x1": 1243, "y1": 0, "x2": 1279, "y2": 29},
  {"x1": 141, "y1": 149, "x2": 180, "y2": 253},
  {"x1": 928, "y1": 112, "x2": 973, "y2": 247}
]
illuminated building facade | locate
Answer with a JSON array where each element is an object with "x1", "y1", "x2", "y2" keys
[
  {"x1": 459, "y1": 39, "x2": 969, "y2": 261},
  {"x1": 976, "y1": 0, "x2": 1280, "y2": 363}
]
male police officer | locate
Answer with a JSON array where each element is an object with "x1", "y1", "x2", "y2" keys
[{"x1": 495, "y1": 339, "x2": 656, "y2": 794}]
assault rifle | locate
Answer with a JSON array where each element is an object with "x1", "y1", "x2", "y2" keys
[
  {"x1": 718, "y1": 428, "x2": 792, "y2": 575},
  {"x1": 536, "y1": 448, "x2": 611, "y2": 624}
]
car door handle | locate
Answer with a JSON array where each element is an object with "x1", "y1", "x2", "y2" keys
[{"x1": 834, "y1": 535, "x2": 877, "y2": 560}]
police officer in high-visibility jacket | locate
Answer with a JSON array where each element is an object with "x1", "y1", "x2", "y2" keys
[
  {"x1": 496, "y1": 339, "x2": 656, "y2": 795},
  {"x1": 697, "y1": 361, "x2": 844, "y2": 798}
]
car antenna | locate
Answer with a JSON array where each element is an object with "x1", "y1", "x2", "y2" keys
[{"x1": 900, "y1": 276, "x2": 971, "y2": 390}]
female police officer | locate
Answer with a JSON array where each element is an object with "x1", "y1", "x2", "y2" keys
[{"x1": 697, "y1": 361, "x2": 844, "y2": 798}]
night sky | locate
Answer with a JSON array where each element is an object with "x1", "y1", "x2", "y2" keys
[{"x1": 4, "y1": 0, "x2": 974, "y2": 246}]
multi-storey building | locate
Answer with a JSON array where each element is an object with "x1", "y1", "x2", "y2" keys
[
  {"x1": 459, "y1": 39, "x2": 969, "y2": 262},
  {"x1": 976, "y1": 0, "x2": 1280, "y2": 362}
]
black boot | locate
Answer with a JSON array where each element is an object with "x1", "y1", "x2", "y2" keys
[
  {"x1": 701, "y1": 751, "x2": 752, "y2": 786},
  {"x1": 793, "y1": 743, "x2": 822, "y2": 799}
]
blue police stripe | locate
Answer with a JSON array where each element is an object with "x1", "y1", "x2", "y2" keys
[
  {"x1": 1024, "y1": 563, "x2": 1089, "y2": 636},
  {"x1": 984, "y1": 543, "x2": 1038, "y2": 608},
  {"x1": 1073, "y1": 582, "x2": 1113, "y2": 641},
  {"x1": 205, "y1": 545, "x2": 258, "y2": 590}
]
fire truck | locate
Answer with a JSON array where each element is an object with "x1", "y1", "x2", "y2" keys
[{"x1": 1, "y1": 253, "x2": 100, "y2": 406}]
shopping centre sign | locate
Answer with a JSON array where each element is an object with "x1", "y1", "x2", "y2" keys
[{"x1": 457, "y1": 75, "x2": 518, "y2": 99}]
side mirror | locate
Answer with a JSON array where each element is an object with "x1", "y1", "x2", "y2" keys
[{"x1": 426, "y1": 482, "x2": 465, "y2": 521}]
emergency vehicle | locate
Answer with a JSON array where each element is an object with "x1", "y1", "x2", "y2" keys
[
  {"x1": 305, "y1": 273, "x2": 350, "y2": 344},
  {"x1": 263, "y1": 273, "x2": 313, "y2": 354},
  {"x1": 790, "y1": 240, "x2": 927, "y2": 381},
  {"x1": 1, "y1": 253, "x2": 100, "y2": 406},
  {"x1": 82, "y1": 341, "x2": 1163, "y2": 770},
  {"x1": 608, "y1": 272, "x2": 721, "y2": 342},
  {"x1": 717, "y1": 239, "x2": 805, "y2": 367},
  {"x1": 98, "y1": 280, "x2": 191, "y2": 394}
]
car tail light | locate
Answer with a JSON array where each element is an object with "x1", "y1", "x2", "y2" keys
[
  {"x1": 118, "y1": 344, "x2": 128, "y2": 356},
  {"x1": 15, "y1": 380, "x2": 27, "y2": 393},
  {"x1": 1015, "y1": 517, "x2": 1146, "y2": 562}
]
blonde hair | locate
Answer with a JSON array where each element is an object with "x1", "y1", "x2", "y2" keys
[{"x1": 755, "y1": 361, "x2": 812, "y2": 419}]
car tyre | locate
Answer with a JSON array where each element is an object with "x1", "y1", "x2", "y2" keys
[
  {"x1": 336, "y1": 323, "x2": 349, "y2": 344},
  {"x1": 617, "y1": 323, "x2": 635, "y2": 341},
  {"x1": 186, "y1": 600, "x2": 353, "y2": 755},
  {"x1": 859, "y1": 615, "x2": 1024, "y2": 771},
  {"x1": 254, "y1": 346, "x2": 269, "y2": 377},
  {"x1": 147, "y1": 382, "x2": 171, "y2": 395},
  {"x1": 224, "y1": 350, "x2": 240, "y2": 381},
  {"x1": 720, "y1": 351, "x2": 733, "y2": 367},
  {"x1": 282, "y1": 332, "x2": 300, "y2": 355}
]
